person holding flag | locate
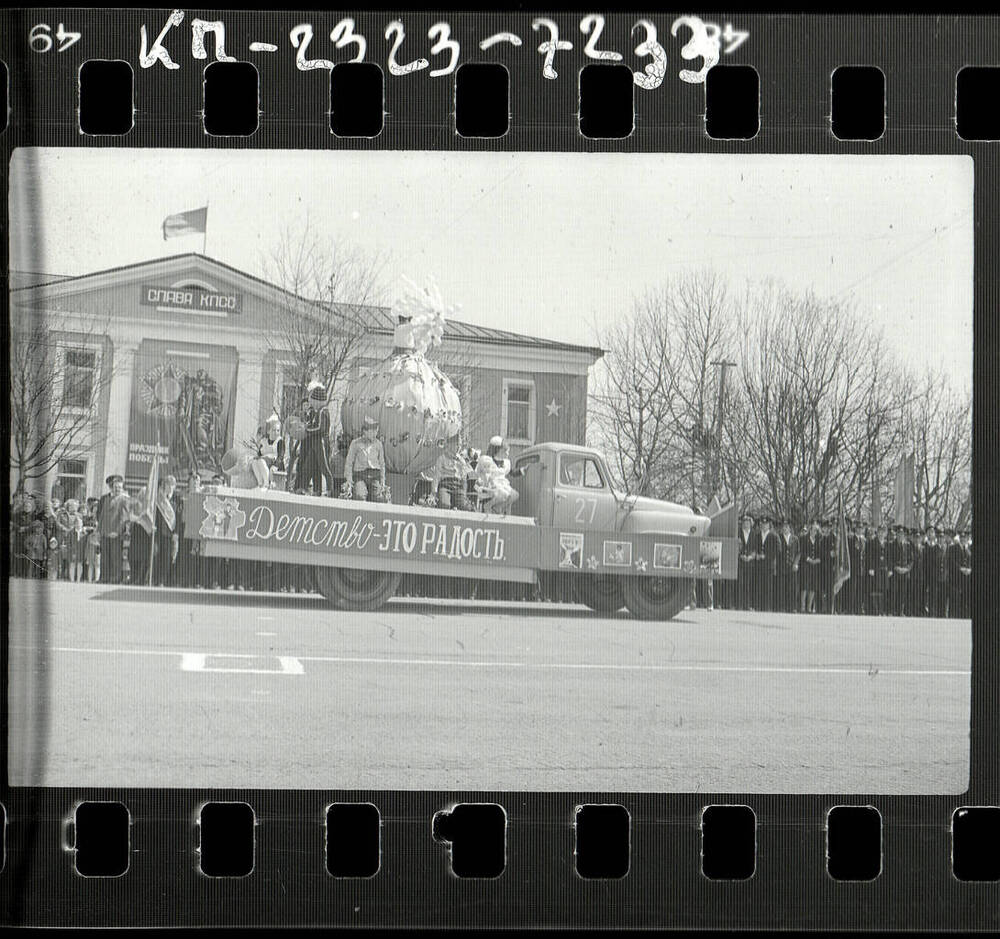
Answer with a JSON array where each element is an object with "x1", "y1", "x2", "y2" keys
[
  {"x1": 129, "y1": 454, "x2": 163, "y2": 586},
  {"x1": 127, "y1": 483, "x2": 154, "y2": 586},
  {"x1": 831, "y1": 490, "x2": 852, "y2": 615},
  {"x1": 152, "y1": 474, "x2": 178, "y2": 587}
]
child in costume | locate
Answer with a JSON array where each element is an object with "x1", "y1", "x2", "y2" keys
[
  {"x1": 298, "y1": 382, "x2": 334, "y2": 496},
  {"x1": 67, "y1": 511, "x2": 87, "y2": 582},
  {"x1": 257, "y1": 413, "x2": 286, "y2": 488},
  {"x1": 26, "y1": 521, "x2": 47, "y2": 578},
  {"x1": 475, "y1": 436, "x2": 520, "y2": 514},
  {"x1": 344, "y1": 416, "x2": 387, "y2": 502},
  {"x1": 430, "y1": 439, "x2": 473, "y2": 510}
]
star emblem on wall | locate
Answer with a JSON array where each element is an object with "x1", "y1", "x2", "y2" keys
[
  {"x1": 635, "y1": 557, "x2": 648, "y2": 572},
  {"x1": 545, "y1": 398, "x2": 562, "y2": 417},
  {"x1": 586, "y1": 555, "x2": 600, "y2": 570}
]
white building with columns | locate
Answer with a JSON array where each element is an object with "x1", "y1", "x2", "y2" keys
[{"x1": 10, "y1": 253, "x2": 602, "y2": 501}]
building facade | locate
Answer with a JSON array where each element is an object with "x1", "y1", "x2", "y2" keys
[{"x1": 10, "y1": 254, "x2": 603, "y2": 500}]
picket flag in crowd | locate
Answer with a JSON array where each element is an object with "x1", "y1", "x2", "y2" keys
[
  {"x1": 162, "y1": 206, "x2": 208, "y2": 240},
  {"x1": 956, "y1": 494, "x2": 971, "y2": 532},
  {"x1": 708, "y1": 497, "x2": 738, "y2": 538},
  {"x1": 833, "y1": 489, "x2": 851, "y2": 596},
  {"x1": 894, "y1": 451, "x2": 916, "y2": 528},
  {"x1": 136, "y1": 456, "x2": 160, "y2": 536}
]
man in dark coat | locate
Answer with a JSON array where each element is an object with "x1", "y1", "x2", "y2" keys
[
  {"x1": 779, "y1": 519, "x2": 800, "y2": 612},
  {"x1": 946, "y1": 530, "x2": 971, "y2": 617},
  {"x1": 908, "y1": 528, "x2": 925, "y2": 616},
  {"x1": 887, "y1": 525, "x2": 914, "y2": 616},
  {"x1": 866, "y1": 524, "x2": 889, "y2": 615},
  {"x1": 922, "y1": 526, "x2": 944, "y2": 618},
  {"x1": 96, "y1": 474, "x2": 129, "y2": 584},
  {"x1": 737, "y1": 514, "x2": 760, "y2": 610},
  {"x1": 800, "y1": 519, "x2": 823, "y2": 613},
  {"x1": 758, "y1": 515, "x2": 782, "y2": 612}
]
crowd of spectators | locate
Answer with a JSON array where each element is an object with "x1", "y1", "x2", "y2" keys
[
  {"x1": 691, "y1": 513, "x2": 972, "y2": 618},
  {"x1": 10, "y1": 482, "x2": 972, "y2": 618}
]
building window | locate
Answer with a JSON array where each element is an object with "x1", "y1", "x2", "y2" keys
[
  {"x1": 502, "y1": 379, "x2": 536, "y2": 444},
  {"x1": 280, "y1": 377, "x2": 305, "y2": 421},
  {"x1": 56, "y1": 458, "x2": 88, "y2": 501},
  {"x1": 62, "y1": 348, "x2": 97, "y2": 409}
]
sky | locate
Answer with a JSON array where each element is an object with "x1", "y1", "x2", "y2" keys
[{"x1": 10, "y1": 148, "x2": 973, "y2": 390}]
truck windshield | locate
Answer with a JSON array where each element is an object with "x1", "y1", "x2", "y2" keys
[{"x1": 560, "y1": 456, "x2": 605, "y2": 489}]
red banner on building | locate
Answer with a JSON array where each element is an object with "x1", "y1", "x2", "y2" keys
[{"x1": 126, "y1": 340, "x2": 239, "y2": 485}]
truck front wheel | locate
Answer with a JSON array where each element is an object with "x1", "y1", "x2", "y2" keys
[
  {"x1": 574, "y1": 575, "x2": 626, "y2": 613},
  {"x1": 314, "y1": 566, "x2": 402, "y2": 611},
  {"x1": 622, "y1": 576, "x2": 691, "y2": 621}
]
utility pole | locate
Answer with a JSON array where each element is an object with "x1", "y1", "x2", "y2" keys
[{"x1": 711, "y1": 359, "x2": 737, "y2": 495}]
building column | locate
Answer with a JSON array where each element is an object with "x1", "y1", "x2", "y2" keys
[
  {"x1": 232, "y1": 352, "x2": 264, "y2": 452},
  {"x1": 103, "y1": 340, "x2": 139, "y2": 481}
]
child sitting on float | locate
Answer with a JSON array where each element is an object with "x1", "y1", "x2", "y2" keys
[
  {"x1": 343, "y1": 416, "x2": 390, "y2": 502},
  {"x1": 475, "y1": 436, "x2": 520, "y2": 515},
  {"x1": 429, "y1": 437, "x2": 473, "y2": 510}
]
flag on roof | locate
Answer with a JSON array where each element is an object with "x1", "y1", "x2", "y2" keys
[{"x1": 162, "y1": 206, "x2": 207, "y2": 240}]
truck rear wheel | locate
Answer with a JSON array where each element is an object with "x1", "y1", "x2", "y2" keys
[
  {"x1": 623, "y1": 576, "x2": 691, "y2": 621},
  {"x1": 574, "y1": 575, "x2": 626, "y2": 613},
  {"x1": 314, "y1": 566, "x2": 402, "y2": 611}
]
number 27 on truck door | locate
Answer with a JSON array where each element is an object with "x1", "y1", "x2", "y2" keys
[{"x1": 575, "y1": 498, "x2": 597, "y2": 525}]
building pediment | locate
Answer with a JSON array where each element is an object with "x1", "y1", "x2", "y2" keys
[
  {"x1": 10, "y1": 254, "x2": 315, "y2": 335},
  {"x1": 11, "y1": 252, "x2": 603, "y2": 368}
]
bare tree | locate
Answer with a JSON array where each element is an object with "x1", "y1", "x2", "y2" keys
[
  {"x1": 590, "y1": 270, "x2": 968, "y2": 528},
  {"x1": 259, "y1": 224, "x2": 390, "y2": 427},
  {"x1": 734, "y1": 282, "x2": 908, "y2": 524},
  {"x1": 589, "y1": 291, "x2": 680, "y2": 495},
  {"x1": 9, "y1": 309, "x2": 118, "y2": 496},
  {"x1": 658, "y1": 271, "x2": 740, "y2": 506},
  {"x1": 902, "y1": 369, "x2": 971, "y2": 527},
  {"x1": 590, "y1": 272, "x2": 742, "y2": 504}
]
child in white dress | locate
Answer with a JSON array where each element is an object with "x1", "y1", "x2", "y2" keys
[{"x1": 476, "y1": 436, "x2": 520, "y2": 514}]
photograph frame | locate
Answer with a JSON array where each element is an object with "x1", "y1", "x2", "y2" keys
[{"x1": 0, "y1": 8, "x2": 992, "y2": 933}]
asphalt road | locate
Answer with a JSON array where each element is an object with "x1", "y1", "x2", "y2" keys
[{"x1": 7, "y1": 579, "x2": 971, "y2": 792}]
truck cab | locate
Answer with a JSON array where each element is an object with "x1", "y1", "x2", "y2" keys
[{"x1": 511, "y1": 442, "x2": 710, "y2": 539}]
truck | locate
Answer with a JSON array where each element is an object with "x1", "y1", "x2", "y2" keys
[{"x1": 184, "y1": 442, "x2": 738, "y2": 620}]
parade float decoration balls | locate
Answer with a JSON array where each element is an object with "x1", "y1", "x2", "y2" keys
[
  {"x1": 340, "y1": 275, "x2": 463, "y2": 475},
  {"x1": 341, "y1": 358, "x2": 463, "y2": 474},
  {"x1": 286, "y1": 415, "x2": 307, "y2": 441}
]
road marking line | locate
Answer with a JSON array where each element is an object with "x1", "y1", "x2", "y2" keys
[
  {"x1": 180, "y1": 653, "x2": 304, "y2": 675},
  {"x1": 293, "y1": 656, "x2": 969, "y2": 676},
  {"x1": 278, "y1": 656, "x2": 305, "y2": 675},
  {"x1": 44, "y1": 646, "x2": 968, "y2": 676},
  {"x1": 256, "y1": 631, "x2": 277, "y2": 637}
]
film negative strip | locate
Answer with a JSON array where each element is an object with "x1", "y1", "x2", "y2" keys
[{"x1": 1, "y1": 6, "x2": 996, "y2": 929}]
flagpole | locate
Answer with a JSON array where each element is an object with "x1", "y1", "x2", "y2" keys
[
  {"x1": 202, "y1": 203, "x2": 208, "y2": 256},
  {"x1": 149, "y1": 425, "x2": 159, "y2": 587}
]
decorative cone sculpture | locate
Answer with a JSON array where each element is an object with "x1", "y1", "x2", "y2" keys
[{"x1": 341, "y1": 276, "x2": 463, "y2": 474}]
